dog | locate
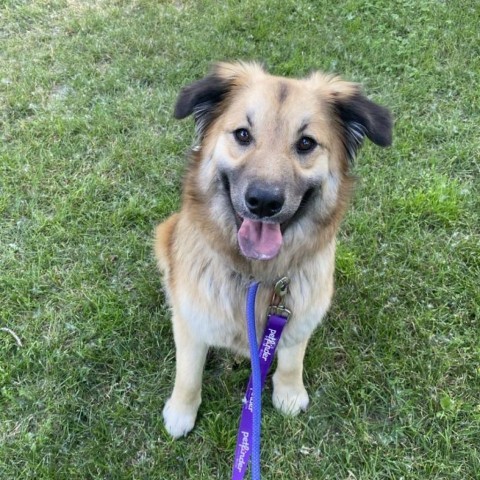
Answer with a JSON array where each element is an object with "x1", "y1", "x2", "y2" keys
[{"x1": 154, "y1": 62, "x2": 392, "y2": 438}]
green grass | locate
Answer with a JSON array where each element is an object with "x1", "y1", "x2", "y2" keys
[{"x1": 1, "y1": 0, "x2": 479, "y2": 478}]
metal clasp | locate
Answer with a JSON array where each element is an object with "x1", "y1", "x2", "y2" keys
[{"x1": 268, "y1": 276, "x2": 291, "y2": 320}]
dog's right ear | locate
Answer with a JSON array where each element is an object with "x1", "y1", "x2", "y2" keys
[
  {"x1": 173, "y1": 71, "x2": 231, "y2": 138},
  {"x1": 174, "y1": 62, "x2": 265, "y2": 139}
]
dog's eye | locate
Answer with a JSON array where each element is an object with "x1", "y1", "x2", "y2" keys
[
  {"x1": 296, "y1": 136, "x2": 317, "y2": 154},
  {"x1": 234, "y1": 128, "x2": 252, "y2": 145}
]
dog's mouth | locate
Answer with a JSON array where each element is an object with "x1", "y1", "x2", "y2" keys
[
  {"x1": 221, "y1": 174, "x2": 316, "y2": 261},
  {"x1": 237, "y1": 219, "x2": 283, "y2": 260}
]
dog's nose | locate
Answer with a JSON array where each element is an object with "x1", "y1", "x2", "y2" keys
[{"x1": 245, "y1": 183, "x2": 285, "y2": 218}]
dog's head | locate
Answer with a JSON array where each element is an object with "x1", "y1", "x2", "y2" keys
[{"x1": 175, "y1": 62, "x2": 392, "y2": 261}]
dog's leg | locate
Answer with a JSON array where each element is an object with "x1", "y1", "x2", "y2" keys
[
  {"x1": 163, "y1": 315, "x2": 208, "y2": 438},
  {"x1": 272, "y1": 339, "x2": 309, "y2": 415}
]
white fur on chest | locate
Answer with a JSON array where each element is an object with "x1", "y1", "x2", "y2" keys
[{"x1": 172, "y1": 228, "x2": 335, "y2": 355}]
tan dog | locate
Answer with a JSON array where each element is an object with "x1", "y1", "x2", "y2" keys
[{"x1": 155, "y1": 62, "x2": 392, "y2": 438}]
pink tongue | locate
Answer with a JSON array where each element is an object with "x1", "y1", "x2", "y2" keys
[{"x1": 237, "y1": 219, "x2": 283, "y2": 260}]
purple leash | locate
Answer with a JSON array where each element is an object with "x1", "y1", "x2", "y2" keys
[
  {"x1": 232, "y1": 278, "x2": 290, "y2": 480},
  {"x1": 246, "y1": 282, "x2": 261, "y2": 480}
]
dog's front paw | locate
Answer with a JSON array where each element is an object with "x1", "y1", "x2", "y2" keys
[
  {"x1": 163, "y1": 398, "x2": 198, "y2": 438},
  {"x1": 272, "y1": 385, "x2": 309, "y2": 416}
]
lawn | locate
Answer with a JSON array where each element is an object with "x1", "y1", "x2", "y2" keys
[{"x1": 1, "y1": 0, "x2": 479, "y2": 478}]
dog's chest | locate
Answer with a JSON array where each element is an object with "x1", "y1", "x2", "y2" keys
[
  {"x1": 176, "y1": 270, "x2": 263, "y2": 355},
  {"x1": 174, "y1": 249, "x2": 334, "y2": 356}
]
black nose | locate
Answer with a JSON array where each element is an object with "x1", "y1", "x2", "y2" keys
[{"x1": 245, "y1": 183, "x2": 285, "y2": 218}]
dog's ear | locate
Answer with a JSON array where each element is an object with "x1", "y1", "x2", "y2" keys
[
  {"x1": 174, "y1": 62, "x2": 265, "y2": 139},
  {"x1": 316, "y1": 75, "x2": 393, "y2": 162},
  {"x1": 334, "y1": 92, "x2": 393, "y2": 161},
  {"x1": 174, "y1": 71, "x2": 231, "y2": 138}
]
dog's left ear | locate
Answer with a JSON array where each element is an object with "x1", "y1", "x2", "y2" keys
[{"x1": 332, "y1": 89, "x2": 393, "y2": 162}]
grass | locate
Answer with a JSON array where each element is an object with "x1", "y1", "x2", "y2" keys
[{"x1": 1, "y1": 0, "x2": 479, "y2": 478}]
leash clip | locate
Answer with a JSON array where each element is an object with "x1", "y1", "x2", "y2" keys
[{"x1": 268, "y1": 276, "x2": 291, "y2": 320}]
